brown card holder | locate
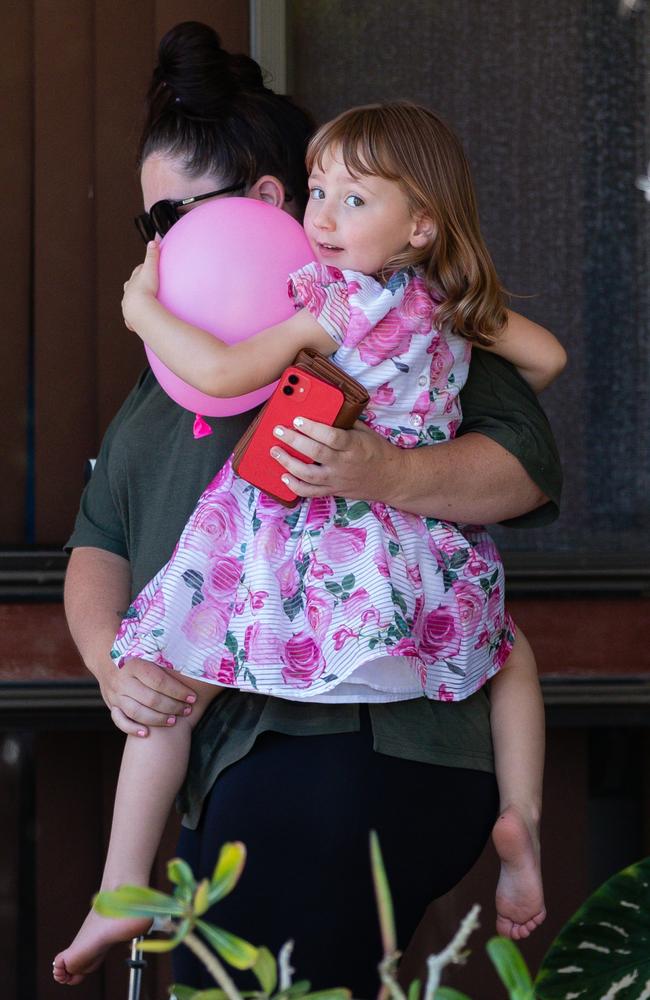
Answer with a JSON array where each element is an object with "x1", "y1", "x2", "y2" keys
[{"x1": 232, "y1": 349, "x2": 369, "y2": 504}]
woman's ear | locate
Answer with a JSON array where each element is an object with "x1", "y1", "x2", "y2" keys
[
  {"x1": 248, "y1": 175, "x2": 286, "y2": 208},
  {"x1": 410, "y1": 215, "x2": 436, "y2": 249}
]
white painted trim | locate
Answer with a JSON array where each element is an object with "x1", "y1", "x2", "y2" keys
[{"x1": 249, "y1": 0, "x2": 288, "y2": 94}]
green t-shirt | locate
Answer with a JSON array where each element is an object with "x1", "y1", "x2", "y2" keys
[{"x1": 66, "y1": 354, "x2": 561, "y2": 827}]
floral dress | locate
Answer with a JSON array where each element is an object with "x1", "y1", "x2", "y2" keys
[{"x1": 112, "y1": 264, "x2": 515, "y2": 702}]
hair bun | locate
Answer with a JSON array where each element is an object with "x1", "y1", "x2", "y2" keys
[{"x1": 156, "y1": 20, "x2": 265, "y2": 117}]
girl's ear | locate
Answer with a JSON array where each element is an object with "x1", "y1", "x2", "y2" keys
[
  {"x1": 248, "y1": 175, "x2": 286, "y2": 208},
  {"x1": 410, "y1": 215, "x2": 436, "y2": 249}
]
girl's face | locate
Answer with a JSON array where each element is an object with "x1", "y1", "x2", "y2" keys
[{"x1": 303, "y1": 145, "x2": 431, "y2": 275}]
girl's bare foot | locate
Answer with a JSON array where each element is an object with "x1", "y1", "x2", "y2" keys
[
  {"x1": 492, "y1": 805, "x2": 546, "y2": 940},
  {"x1": 52, "y1": 909, "x2": 151, "y2": 985}
]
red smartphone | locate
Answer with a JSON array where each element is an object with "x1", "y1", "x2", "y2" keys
[{"x1": 235, "y1": 365, "x2": 344, "y2": 504}]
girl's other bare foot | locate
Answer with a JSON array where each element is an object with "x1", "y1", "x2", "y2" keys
[
  {"x1": 492, "y1": 805, "x2": 546, "y2": 940},
  {"x1": 52, "y1": 909, "x2": 151, "y2": 985}
]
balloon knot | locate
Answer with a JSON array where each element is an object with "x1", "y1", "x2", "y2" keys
[{"x1": 192, "y1": 414, "x2": 213, "y2": 439}]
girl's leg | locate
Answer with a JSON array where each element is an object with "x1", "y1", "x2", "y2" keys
[
  {"x1": 53, "y1": 677, "x2": 219, "y2": 986},
  {"x1": 490, "y1": 628, "x2": 546, "y2": 939}
]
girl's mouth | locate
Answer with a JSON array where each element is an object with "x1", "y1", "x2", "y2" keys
[{"x1": 318, "y1": 242, "x2": 343, "y2": 254}]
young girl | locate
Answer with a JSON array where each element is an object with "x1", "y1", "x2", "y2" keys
[{"x1": 54, "y1": 102, "x2": 563, "y2": 984}]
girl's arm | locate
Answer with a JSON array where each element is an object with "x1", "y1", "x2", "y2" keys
[
  {"x1": 478, "y1": 309, "x2": 567, "y2": 393},
  {"x1": 122, "y1": 242, "x2": 335, "y2": 397}
]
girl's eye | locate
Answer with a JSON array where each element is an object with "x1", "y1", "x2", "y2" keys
[
  {"x1": 309, "y1": 187, "x2": 325, "y2": 201},
  {"x1": 345, "y1": 194, "x2": 364, "y2": 208}
]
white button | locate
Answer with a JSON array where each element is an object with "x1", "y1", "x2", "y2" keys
[
  {"x1": 417, "y1": 374, "x2": 428, "y2": 387},
  {"x1": 409, "y1": 413, "x2": 424, "y2": 428}
]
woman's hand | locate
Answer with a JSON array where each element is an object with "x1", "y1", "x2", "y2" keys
[
  {"x1": 96, "y1": 653, "x2": 197, "y2": 737},
  {"x1": 269, "y1": 417, "x2": 403, "y2": 502},
  {"x1": 122, "y1": 240, "x2": 161, "y2": 333}
]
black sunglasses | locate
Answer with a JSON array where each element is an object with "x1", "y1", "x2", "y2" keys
[{"x1": 134, "y1": 183, "x2": 245, "y2": 242}]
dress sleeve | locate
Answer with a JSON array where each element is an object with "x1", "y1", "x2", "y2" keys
[{"x1": 288, "y1": 263, "x2": 400, "y2": 348}]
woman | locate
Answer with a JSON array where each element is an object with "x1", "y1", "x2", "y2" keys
[{"x1": 65, "y1": 22, "x2": 559, "y2": 994}]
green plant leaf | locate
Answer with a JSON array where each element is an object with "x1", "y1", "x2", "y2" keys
[
  {"x1": 194, "y1": 878, "x2": 211, "y2": 916},
  {"x1": 252, "y1": 945, "x2": 277, "y2": 993},
  {"x1": 435, "y1": 988, "x2": 472, "y2": 1000},
  {"x1": 169, "y1": 989, "x2": 227, "y2": 1000},
  {"x1": 168, "y1": 858, "x2": 197, "y2": 894},
  {"x1": 286, "y1": 981, "x2": 311, "y2": 997},
  {"x1": 369, "y1": 830, "x2": 396, "y2": 956},
  {"x1": 93, "y1": 885, "x2": 183, "y2": 919},
  {"x1": 196, "y1": 918, "x2": 258, "y2": 969},
  {"x1": 406, "y1": 981, "x2": 421, "y2": 1000},
  {"x1": 301, "y1": 990, "x2": 352, "y2": 999},
  {"x1": 207, "y1": 842, "x2": 247, "y2": 905},
  {"x1": 534, "y1": 856, "x2": 650, "y2": 1000},
  {"x1": 139, "y1": 918, "x2": 192, "y2": 953},
  {"x1": 486, "y1": 938, "x2": 534, "y2": 999}
]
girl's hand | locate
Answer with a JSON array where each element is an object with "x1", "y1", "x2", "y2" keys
[
  {"x1": 122, "y1": 241, "x2": 161, "y2": 332},
  {"x1": 270, "y1": 417, "x2": 403, "y2": 502}
]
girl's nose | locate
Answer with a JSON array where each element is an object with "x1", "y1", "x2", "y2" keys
[{"x1": 314, "y1": 206, "x2": 334, "y2": 231}]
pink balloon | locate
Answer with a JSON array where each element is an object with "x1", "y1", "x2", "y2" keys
[{"x1": 148, "y1": 197, "x2": 315, "y2": 415}]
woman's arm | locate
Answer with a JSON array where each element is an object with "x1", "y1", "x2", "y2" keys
[
  {"x1": 269, "y1": 420, "x2": 546, "y2": 521},
  {"x1": 270, "y1": 350, "x2": 561, "y2": 524},
  {"x1": 480, "y1": 309, "x2": 567, "y2": 393},
  {"x1": 122, "y1": 242, "x2": 334, "y2": 397},
  {"x1": 65, "y1": 547, "x2": 197, "y2": 735}
]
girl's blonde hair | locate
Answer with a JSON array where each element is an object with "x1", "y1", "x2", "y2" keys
[{"x1": 306, "y1": 102, "x2": 507, "y2": 344}]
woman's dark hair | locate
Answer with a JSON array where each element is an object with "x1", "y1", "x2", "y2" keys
[{"x1": 138, "y1": 21, "x2": 314, "y2": 213}]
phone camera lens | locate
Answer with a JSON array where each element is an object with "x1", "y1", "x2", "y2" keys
[
  {"x1": 288, "y1": 374, "x2": 299, "y2": 385},
  {"x1": 283, "y1": 386, "x2": 294, "y2": 396}
]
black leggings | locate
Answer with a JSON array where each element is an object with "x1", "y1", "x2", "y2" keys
[{"x1": 174, "y1": 711, "x2": 498, "y2": 996}]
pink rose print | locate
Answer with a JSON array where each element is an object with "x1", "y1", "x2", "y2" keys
[
  {"x1": 358, "y1": 312, "x2": 414, "y2": 367},
  {"x1": 493, "y1": 636, "x2": 513, "y2": 669},
  {"x1": 133, "y1": 590, "x2": 166, "y2": 635},
  {"x1": 205, "y1": 556, "x2": 242, "y2": 599},
  {"x1": 391, "y1": 637, "x2": 419, "y2": 658},
  {"x1": 400, "y1": 278, "x2": 435, "y2": 333},
  {"x1": 345, "y1": 303, "x2": 373, "y2": 348},
  {"x1": 452, "y1": 581, "x2": 485, "y2": 635},
  {"x1": 332, "y1": 626, "x2": 358, "y2": 651},
  {"x1": 487, "y1": 584, "x2": 503, "y2": 627},
  {"x1": 374, "y1": 546, "x2": 390, "y2": 578},
  {"x1": 438, "y1": 683, "x2": 455, "y2": 702},
  {"x1": 406, "y1": 563, "x2": 423, "y2": 587},
  {"x1": 466, "y1": 549, "x2": 490, "y2": 577},
  {"x1": 276, "y1": 558, "x2": 301, "y2": 598},
  {"x1": 256, "y1": 492, "x2": 287, "y2": 516},
  {"x1": 370, "y1": 382, "x2": 396, "y2": 407},
  {"x1": 309, "y1": 556, "x2": 334, "y2": 580},
  {"x1": 186, "y1": 495, "x2": 242, "y2": 555},
  {"x1": 305, "y1": 495, "x2": 335, "y2": 530},
  {"x1": 416, "y1": 605, "x2": 461, "y2": 661},
  {"x1": 448, "y1": 419, "x2": 461, "y2": 439},
  {"x1": 289, "y1": 264, "x2": 342, "y2": 317},
  {"x1": 203, "y1": 654, "x2": 237, "y2": 685},
  {"x1": 254, "y1": 519, "x2": 291, "y2": 560},
  {"x1": 361, "y1": 606, "x2": 382, "y2": 627},
  {"x1": 181, "y1": 599, "x2": 230, "y2": 647},
  {"x1": 341, "y1": 587, "x2": 370, "y2": 620},
  {"x1": 305, "y1": 586, "x2": 335, "y2": 639},
  {"x1": 244, "y1": 621, "x2": 282, "y2": 664},
  {"x1": 411, "y1": 388, "x2": 432, "y2": 421},
  {"x1": 249, "y1": 590, "x2": 269, "y2": 612},
  {"x1": 473, "y1": 626, "x2": 490, "y2": 651},
  {"x1": 281, "y1": 632, "x2": 326, "y2": 688},
  {"x1": 154, "y1": 652, "x2": 175, "y2": 671},
  {"x1": 428, "y1": 337, "x2": 455, "y2": 388},
  {"x1": 371, "y1": 503, "x2": 399, "y2": 539},
  {"x1": 319, "y1": 525, "x2": 366, "y2": 563}
]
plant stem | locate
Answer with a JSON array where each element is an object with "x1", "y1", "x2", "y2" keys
[
  {"x1": 278, "y1": 940, "x2": 295, "y2": 990},
  {"x1": 182, "y1": 930, "x2": 243, "y2": 1000},
  {"x1": 377, "y1": 952, "x2": 407, "y2": 1000},
  {"x1": 423, "y1": 904, "x2": 481, "y2": 1000}
]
